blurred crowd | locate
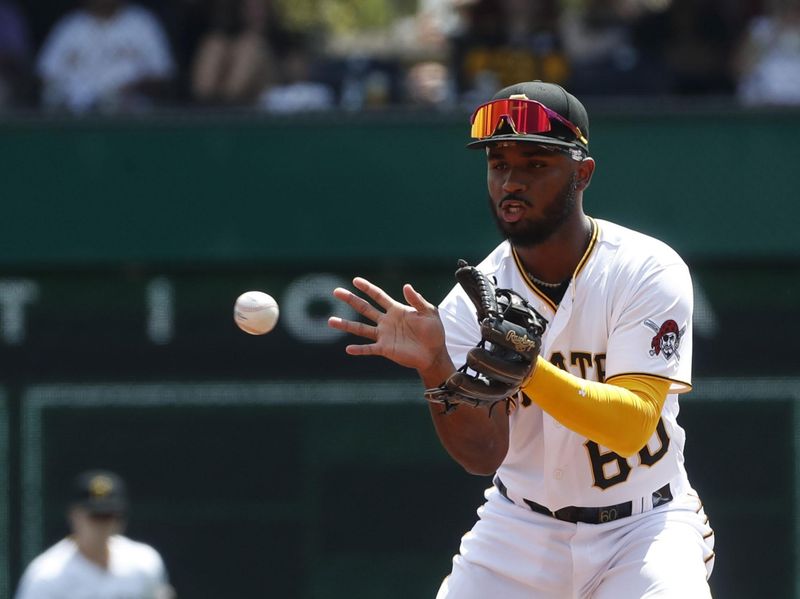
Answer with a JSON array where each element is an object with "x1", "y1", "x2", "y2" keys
[{"x1": 1, "y1": 0, "x2": 799, "y2": 115}]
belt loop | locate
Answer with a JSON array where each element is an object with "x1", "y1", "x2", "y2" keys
[
  {"x1": 652, "y1": 483, "x2": 673, "y2": 508},
  {"x1": 636, "y1": 482, "x2": 674, "y2": 515},
  {"x1": 524, "y1": 499, "x2": 555, "y2": 518}
]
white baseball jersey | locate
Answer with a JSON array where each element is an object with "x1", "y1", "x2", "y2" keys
[
  {"x1": 37, "y1": 6, "x2": 175, "y2": 112},
  {"x1": 439, "y1": 217, "x2": 694, "y2": 511},
  {"x1": 15, "y1": 535, "x2": 170, "y2": 599}
]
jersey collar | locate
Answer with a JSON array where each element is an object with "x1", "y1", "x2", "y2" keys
[{"x1": 513, "y1": 217, "x2": 600, "y2": 312}]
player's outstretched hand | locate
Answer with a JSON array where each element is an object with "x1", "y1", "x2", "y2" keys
[{"x1": 329, "y1": 277, "x2": 450, "y2": 373}]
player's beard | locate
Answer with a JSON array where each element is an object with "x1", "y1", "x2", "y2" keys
[{"x1": 488, "y1": 172, "x2": 579, "y2": 247}]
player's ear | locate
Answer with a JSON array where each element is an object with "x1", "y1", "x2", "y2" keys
[{"x1": 575, "y1": 156, "x2": 595, "y2": 191}]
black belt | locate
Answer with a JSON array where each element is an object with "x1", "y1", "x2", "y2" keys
[{"x1": 493, "y1": 476, "x2": 673, "y2": 525}]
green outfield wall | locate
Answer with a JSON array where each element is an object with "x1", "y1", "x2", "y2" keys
[
  {"x1": 1, "y1": 108, "x2": 798, "y2": 267},
  {"x1": 9, "y1": 380, "x2": 800, "y2": 599}
]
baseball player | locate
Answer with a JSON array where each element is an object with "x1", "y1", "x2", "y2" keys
[
  {"x1": 329, "y1": 80, "x2": 715, "y2": 598},
  {"x1": 15, "y1": 470, "x2": 175, "y2": 599}
]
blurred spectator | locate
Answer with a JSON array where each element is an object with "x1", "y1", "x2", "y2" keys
[
  {"x1": 417, "y1": 0, "x2": 474, "y2": 41},
  {"x1": 15, "y1": 470, "x2": 174, "y2": 599},
  {"x1": 449, "y1": 0, "x2": 569, "y2": 104},
  {"x1": 334, "y1": 55, "x2": 404, "y2": 110},
  {"x1": 661, "y1": 0, "x2": 736, "y2": 95},
  {"x1": 191, "y1": 0, "x2": 286, "y2": 106},
  {"x1": 404, "y1": 60, "x2": 453, "y2": 106},
  {"x1": 735, "y1": 0, "x2": 800, "y2": 105},
  {"x1": 36, "y1": 0, "x2": 175, "y2": 114},
  {"x1": 560, "y1": 0, "x2": 673, "y2": 95},
  {"x1": 0, "y1": 1, "x2": 33, "y2": 109},
  {"x1": 258, "y1": 43, "x2": 335, "y2": 112},
  {"x1": 157, "y1": 0, "x2": 217, "y2": 103},
  {"x1": 561, "y1": 0, "x2": 737, "y2": 97}
]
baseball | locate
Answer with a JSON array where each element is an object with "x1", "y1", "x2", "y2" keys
[{"x1": 234, "y1": 291, "x2": 279, "y2": 335}]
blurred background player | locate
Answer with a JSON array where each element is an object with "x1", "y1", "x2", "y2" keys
[{"x1": 15, "y1": 470, "x2": 175, "y2": 599}]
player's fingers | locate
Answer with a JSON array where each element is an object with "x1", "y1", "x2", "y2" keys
[
  {"x1": 332, "y1": 287, "x2": 383, "y2": 322},
  {"x1": 345, "y1": 342, "x2": 381, "y2": 357},
  {"x1": 328, "y1": 316, "x2": 378, "y2": 341},
  {"x1": 352, "y1": 277, "x2": 397, "y2": 311},
  {"x1": 402, "y1": 283, "x2": 435, "y2": 312}
]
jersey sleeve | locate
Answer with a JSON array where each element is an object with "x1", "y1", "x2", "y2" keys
[
  {"x1": 13, "y1": 568, "x2": 58, "y2": 599},
  {"x1": 604, "y1": 260, "x2": 693, "y2": 393},
  {"x1": 145, "y1": 545, "x2": 170, "y2": 584}
]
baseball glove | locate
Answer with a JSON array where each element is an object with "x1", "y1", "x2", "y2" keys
[{"x1": 424, "y1": 260, "x2": 547, "y2": 413}]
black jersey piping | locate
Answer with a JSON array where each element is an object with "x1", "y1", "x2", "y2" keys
[{"x1": 605, "y1": 372, "x2": 693, "y2": 392}]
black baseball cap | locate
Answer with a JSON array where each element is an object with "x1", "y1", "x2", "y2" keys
[
  {"x1": 467, "y1": 81, "x2": 590, "y2": 152},
  {"x1": 71, "y1": 470, "x2": 128, "y2": 515}
]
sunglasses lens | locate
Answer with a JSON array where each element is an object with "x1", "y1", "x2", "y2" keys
[{"x1": 470, "y1": 100, "x2": 552, "y2": 139}]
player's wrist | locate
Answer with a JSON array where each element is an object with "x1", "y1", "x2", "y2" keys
[{"x1": 417, "y1": 350, "x2": 456, "y2": 389}]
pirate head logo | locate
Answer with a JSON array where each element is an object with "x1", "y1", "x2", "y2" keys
[{"x1": 643, "y1": 318, "x2": 686, "y2": 361}]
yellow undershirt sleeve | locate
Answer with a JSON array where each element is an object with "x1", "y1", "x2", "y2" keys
[{"x1": 521, "y1": 358, "x2": 671, "y2": 457}]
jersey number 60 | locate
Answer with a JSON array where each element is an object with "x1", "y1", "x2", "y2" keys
[{"x1": 584, "y1": 418, "x2": 670, "y2": 490}]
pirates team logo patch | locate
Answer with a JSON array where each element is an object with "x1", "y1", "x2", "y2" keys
[{"x1": 643, "y1": 319, "x2": 685, "y2": 361}]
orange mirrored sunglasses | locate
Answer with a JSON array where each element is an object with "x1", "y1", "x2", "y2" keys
[{"x1": 470, "y1": 98, "x2": 588, "y2": 146}]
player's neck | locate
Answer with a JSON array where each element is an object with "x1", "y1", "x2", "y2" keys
[
  {"x1": 513, "y1": 213, "x2": 592, "y2": 285},
  {"x1": 75, "y1": 536, "x2": 112, "y2": 570}
]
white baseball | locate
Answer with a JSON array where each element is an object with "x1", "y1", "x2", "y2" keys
[{"x1": 234, "y1": 291, "x2": 279, "y2": 335}]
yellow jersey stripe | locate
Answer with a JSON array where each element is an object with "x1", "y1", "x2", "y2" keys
[
  {"x1": 573, "y1": 217, "x2": 599, "y2": 280},
  {"x1": 605, "y1": 372, "x2": 693, "y2": 392}
]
